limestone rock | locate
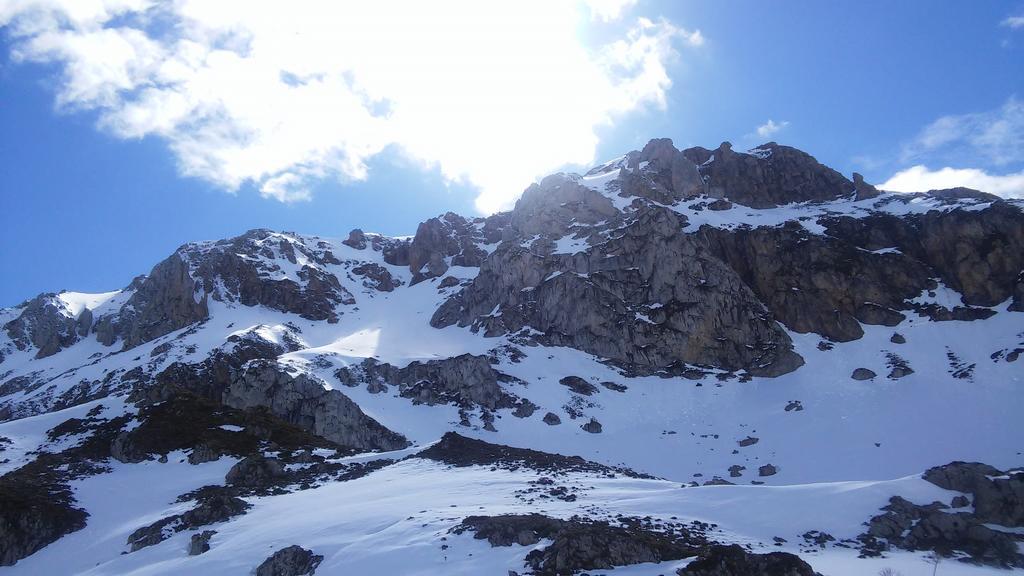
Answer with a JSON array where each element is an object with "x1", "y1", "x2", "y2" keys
[
  {"x1": 335, "y1": 354, "x2": 514, "y2": 410},
  {"x1": 226, "y1": 361, "x2": 409, "y2": 452},
  {"x1": 3, "y1": 294, "x2": 84, "y2": 359},
  {"x1": 683, "y1": 141, "x2": 854, "y2": 208}
]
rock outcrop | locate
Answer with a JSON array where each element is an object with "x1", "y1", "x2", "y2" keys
[
  {"x1": 682, "y1": 141, "x2": 854, "y2": 208},
  {"x1": 335, "y1": 354, "x2": 516, "y2": 409},
  {"x1": 255, "y1": 545, "x2": 323, "y2": 576},
  {"x1": 434, "y1": 205, "x2": 803, "y2": 376},
  {"x1": 3, "y1": 294, "x2": 86, "y2": 358},
  {"x1": 456, "y1": 514, "x2": 705, "y2": 576},
  {"x1": 858, "y1": 462, "x2": 1024, "y2": 567},
  {"x1": 404, "y1": 212, "x2": 507, "y2": 283},
  {"x1": 115, "y1": 253, "x2": 210, "y2": 349},
  {"x1": 677, "y1": 544, "x2": 820, "y2": 576},
  {"x1": 225, "y1": 361, "x2": 409, "y2": 452}
]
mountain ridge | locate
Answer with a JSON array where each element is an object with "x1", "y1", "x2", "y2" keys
[{"x1": 0, "y1": 138, "x2": 1022, "y2": 574}]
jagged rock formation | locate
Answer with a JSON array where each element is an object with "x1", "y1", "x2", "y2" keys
[
  {"x1": 224, "y1": 361, "x2": 409, "y2": 452},
  {"x1": 335, "y1": 354, "x2": 515, "y2": 409},
  {"x1": 433, "y1": 203, "x2": 803, "y2": 376},
  {"x1": 682, "y1": 141, "x2": 855, "y2": 208},
  {"x1": 2, "y1": 294, "x2": 89, "y2": 358},
  {"x1": 858, "y1": 462, "x2": 1024, "y2": 567},
  {"x1": 115, "y1": 252, "x2": 210, "y2": 348},
  {"x1": 0, "y1": 135, "x2": 1022, "y2": 575}
]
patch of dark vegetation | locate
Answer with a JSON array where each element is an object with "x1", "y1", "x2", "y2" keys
[
  {"x1": 0, "y1": 453, "x2": 89, "y2": 566},
  {"x1": 856, "y1": 461, "x2": 1024, "y2": 568},
  {"x1": 0, "y1": 407, "x2": 133, "y2": 566},
  {"x1": 676, "y1": 544, "x2": 821, "y2": 576},
  {"x1": 415, "y1": 432, "x2": 653, "y2": 478},
  {"x1": 455, "y1": 514, "x2": 712, "y2": 576},
  {"x1": 109, "y1": 393, "x2": 348, "y2": 464}
]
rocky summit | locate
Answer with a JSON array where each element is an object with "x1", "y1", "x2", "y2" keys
[{"x1": 1, "y1": 138, "x2": 1022, "y2": 575}]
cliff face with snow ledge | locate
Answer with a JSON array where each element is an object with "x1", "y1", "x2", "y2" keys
[{"x1": 0, "y1": 138, "x2": 1022, "y2": 575}]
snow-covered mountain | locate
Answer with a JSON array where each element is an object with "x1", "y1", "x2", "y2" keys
[{"x1": 1, "y1": 138, "x2": 1022, "y2": 575}]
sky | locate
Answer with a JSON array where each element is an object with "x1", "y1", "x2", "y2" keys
[{"x1": 1, "y1": 0, "x2": 1023, "y2": 306}]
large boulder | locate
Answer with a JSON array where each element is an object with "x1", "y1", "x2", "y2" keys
[{"x1": 255, "y1": 545, "x2": 323, "y2": 576}]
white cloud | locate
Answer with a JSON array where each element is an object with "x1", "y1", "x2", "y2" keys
[
  {"x1": 1001, "y1": 15, "x2": 1024, "y2": 29},
  {"x1": 900, "y1": 96, "x2": 1024, "y2": 167},
  {"x1": 1, "y1": 0, "x2": 703, "y2": 213},
  {"x1": 879, "y1": 165, "x2": 1024, "y2": 198},
  {"x1": 755, "y1": 119, "x2": 789, "y2": 138},
  {"x1": 584, "y1": 0, "x2": 637, "y2": 22}
]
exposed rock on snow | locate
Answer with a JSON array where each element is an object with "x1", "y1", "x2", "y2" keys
[
  {"x1": 435, "y1": 204, "x2": 804, "y2": 377},
  {"x1": 416, "y1": 432, "x2": 648, "y2": 477},
  {"x1": 682, "y1": 141, "x2": 854, "y2": 208},
  {"x1": 225, "y1": 361, "x2": 408, "y2": 452},
  {"x1": 677, "y1": 543, "x2": 821, "y2": 576},
  {"x1": 255, "y1": 545, "x2": 323, "y2": 576},
  {"x1": 335, "y1": 354, "x2": 515, "y2": 410},
  {"x1": 3, "y1": 294, "x2": 87, "y2": 358},
  {"x1": 456, "y1": 513, "x2": 708, "y2": 576},
  {"x1": 850, "y1": 368, "x2": 876, "y2": 381},
  {"x1": 858, "y1": 462, "x2": 1024, "y2": 567}
]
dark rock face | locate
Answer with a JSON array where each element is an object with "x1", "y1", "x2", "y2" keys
[
  {"x1": 543, "y1": 412, "x2": 562, "y2": 426},
  {"x1": 852, "y1": 173, "x2": 880, "y2": 201},
  {"x1": 923, "y1": 462, "x2": 1024, "y2": 527},
  {"x1": 335, "y1": 354, "x2": 514, "y2": 410},
  {"x1": 617, "y1": 138, "x2": 705, "y2": 203},
  {"x1": 677, "y1": 544, "x2": 820, "y2": 576},
  {"x1": 406, "y1": 212, "x2": 507, "y2": 283},
  {"x1": 226, "y1": 361, "x2": 408, "y2": 452},
  {"x1": 255, "y1": 545, "x2": 323, "y2": 576},
  {"x1": 697, "y1": 223, "x2": 932, "y2": 342},
  {"x1": 3, "y1": 294, "x2": 85, "y2": 359},
  {"x1": 0, "y1": 455, "x2": 88, "y2": 566},
  {"x1": 188, "y1": 230, "x2": 352, "y2": 323},
  {"x1": 682, "y1": 142, "x2": 854, "y2": 208},
  {"x1": 434, "y1": 205, "x2": 803, "y2": 377},
  {"x1": 456, "y1": 514, "x2": 703, "y2": 576},
  {"x1": 351, "y1": 263, "x2": 399, "y2": 292},
  {"x1": 858, "y1": 462, "x2": 1024, "y2": 567},
  {"x1": 821, "y1": 205, "x2": 1024, "y2": 310},
  {"x1": 510, "y1": 173, "x2": 619, "y2": 238},
  {"x1": 116, "y1": 253, "x2": 210, "y2": 349},
  {"x1": 581, "y1": 418, "x2": 602, "y2": 434}
]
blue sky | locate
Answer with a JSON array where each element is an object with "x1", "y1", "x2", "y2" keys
[{"x1": 1, "y1": 0, "x2": 1023, "y2": 306}]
